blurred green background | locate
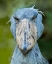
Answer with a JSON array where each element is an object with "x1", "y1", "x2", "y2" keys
[{"x1": 0, "y1": 0, "x2": 52, "y2": 64}]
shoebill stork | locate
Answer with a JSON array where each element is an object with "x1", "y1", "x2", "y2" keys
[{"x1": 7, "y1": 5, "x2": 49, "y2": 64}]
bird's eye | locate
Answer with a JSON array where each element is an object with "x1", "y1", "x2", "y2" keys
[
  {"x1": 13, "y1": 16, "x2": 20, "y2": 24},
  {"x1": 31, "y1": 16, "x2": 36, "y2": 20},
  {"x1": 13, "y1": 16, "x2": 19, "y2": 21}
]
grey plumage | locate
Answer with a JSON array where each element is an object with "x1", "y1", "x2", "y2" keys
[
  {"x1": 9, "y1": 6, "x2": 49, "y2": 64},
  {"x1": 10, "y1": 43, "x2": 49, "y2": 64}
]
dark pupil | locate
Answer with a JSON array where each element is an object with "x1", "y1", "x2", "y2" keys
[
  {"x1": 32, "y1": 16, "x2": 35, "y2": 20},
  {"x1": 13, "y1": 16, "x2": 19, "y2": 21}
]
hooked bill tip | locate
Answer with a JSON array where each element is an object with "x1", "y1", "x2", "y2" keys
[{"x1": 23, "y1": 47, "x2": 27, "y2": 52}]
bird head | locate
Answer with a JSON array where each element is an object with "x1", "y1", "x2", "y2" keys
[{"x1": 8, "y1": 5, "x2": 44, "y2": 53}]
